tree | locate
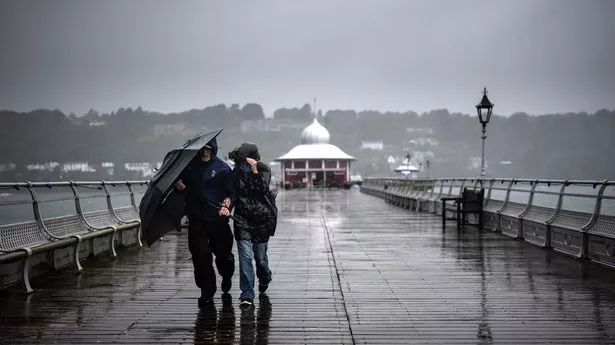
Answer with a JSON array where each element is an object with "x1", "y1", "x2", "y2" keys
[{"x1": 241, "y1": 103, "x2": 265, "y2": 121}]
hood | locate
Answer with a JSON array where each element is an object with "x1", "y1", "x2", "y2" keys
[
  {"x1": 203, "y1": 136, "x2": 219, "y2": 157},
  {"x1": 230, "y1": 142, "x2": 260, "y2": 162}
]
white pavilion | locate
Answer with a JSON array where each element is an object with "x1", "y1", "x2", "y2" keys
[
  {"x1": 276, "y1": 118, "x2": 354, "y2": 187},
  {"x1": 394, "y1": 157, "x2": 419, "y2": 178}
]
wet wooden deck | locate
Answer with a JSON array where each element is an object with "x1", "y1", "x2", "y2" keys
[{"x1": 1, "y1": 189, "x2": 615, "y2": 344}]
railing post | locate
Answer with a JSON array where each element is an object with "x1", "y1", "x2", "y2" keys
[
  {"x1": 580, "y1": 180, "x2": 609, "y2": 259},
  {"x1": 445, "y1": 179, "x2": 454, "y2": 198},
  {"x1": 102, "y1": 181, "x2": 124, "y2": 224},
  {"x1": 519, "y1": 179, "x2": 539, "y2": 219},
  {"x1": 101, "y1": 181, "x2": 114, "y2": 215},
  {"x1": 126, "y1": 182, "x2": 137, "y2": 210},
  {"x1": 485, "y1": 179, "x2": 495, "y2": 202},
  {"x1": 472, "y1": 178, "x2": 481, "y2": 190},
  {"x1": 69, "y1": 181, "x2": 85, "y2": 220},
  {"x1": 457, "y1": 179, "x2": 467, "y2": 198},
  {"x1": 545, "y1": 180, "x2": 569, "y2": 249},
  {"x1": 492, "y1": 179, "x2": 514, "y2": 233},
  {"x1": 498, "y1": 179, "x2": 515, "y2": 214},
  {"x1": 546, "y1": 180, "x2": 569, "y2": 225},
  {"x1": 25, "y1": 182, "x2": 44, "y2": 232},
  {"x1": 23, "y1": 182, "x2": 43, "y2": 294},
  {"x1": 584, "y1": 180, "x2": 609, "y2": 231}
]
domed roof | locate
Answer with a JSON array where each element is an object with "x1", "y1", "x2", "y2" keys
[{"x1": 300, "y1": 118, "x2": 330, "y2": 144}]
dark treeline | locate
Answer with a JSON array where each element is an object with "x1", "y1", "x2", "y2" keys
[{"x1": 0, "y1": 104, "x2": 614, "y2": 181}]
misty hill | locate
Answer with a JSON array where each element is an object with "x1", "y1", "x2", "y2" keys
[{"x1": 0, "y1": 105, "x2": 614, "y2": 181}]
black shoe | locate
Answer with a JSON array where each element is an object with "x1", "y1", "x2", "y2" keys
[
  {"x1": 198, "y1": 296, "x2": 214, "y2": 308},
  {"x1": 221, "y1": 292, "x2": 232, "y2": 304},
  {"x1": 258, "y1": 283, "x2": 269, "y2": 293},
  {"x1": 221, "y1": 277, "x2": 232, "y2": 293},
  {"x1": 239, "y1": 298, "x2": 253, "y2": 308},
  {"x1": 258, "y1": 293, "x2": 271, "y2": 306}
]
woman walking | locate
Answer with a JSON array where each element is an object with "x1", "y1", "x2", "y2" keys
[{"x1": 229, "y1": 143, "x2": 278, "y2": 307}]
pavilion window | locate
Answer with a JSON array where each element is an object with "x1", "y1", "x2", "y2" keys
[
  {"x1": 308, "y1": 160, "x2": 322, "y2": 169},
  {"x1": 325, "y1": 160, "x2": 337, "y2": 169}
]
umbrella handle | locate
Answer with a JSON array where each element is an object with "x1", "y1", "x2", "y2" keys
[{"x1": 205, "y1": 199, "x2": 237, "y2": 221}]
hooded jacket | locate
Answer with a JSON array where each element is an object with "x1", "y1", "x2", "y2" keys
[
  {"x1": 179, "y1": 137, "x2": 234, "y2": 221},
  {"x1": 230, "y1": 143, "x2": 277, "y2": 243}
]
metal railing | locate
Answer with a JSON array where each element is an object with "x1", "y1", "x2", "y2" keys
[
  {"x1": 0, "y1": 180, "x2": 147, "y2": 293},
  {"x1": 360, "y1": 177, "x2": 615, "y2": 269}
]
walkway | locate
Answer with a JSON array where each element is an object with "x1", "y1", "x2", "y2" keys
[{"x1": 1, "y1": 190, "x2": 614, "y2": 344}]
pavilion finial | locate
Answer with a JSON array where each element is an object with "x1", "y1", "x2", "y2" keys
[{"x1": 313, "y1": 97, "x2": 317, "y2": 119}]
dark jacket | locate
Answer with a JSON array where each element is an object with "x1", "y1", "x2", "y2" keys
[
  {"x1": 179, "y1": 137, "x2": 234, "y2": 221},
  {"x1": 230, "y1": 143, "x2": 277, "y2": 243}
]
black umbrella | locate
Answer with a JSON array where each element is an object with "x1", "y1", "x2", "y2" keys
[{"x1": 139, "y1": 129, "x2": 224, "y2": 247}]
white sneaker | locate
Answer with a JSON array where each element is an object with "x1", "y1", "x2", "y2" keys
[{"x1": 240, "y1": 298, "x2": 253, "y2": 307}]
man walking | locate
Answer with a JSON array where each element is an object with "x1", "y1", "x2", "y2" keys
[{"x1": 176, "y1": 137, "x2": 235, "y2": 307}]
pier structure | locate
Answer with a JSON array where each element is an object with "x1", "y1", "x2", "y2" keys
[{"x1": 1, "y1": 179, "x2": 615, "y2": 344}]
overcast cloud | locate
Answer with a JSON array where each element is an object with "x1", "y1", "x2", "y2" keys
[{"x1": 1, "y1": 0, "x2": 614, "y2": 116}]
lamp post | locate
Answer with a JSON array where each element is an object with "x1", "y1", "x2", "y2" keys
[{"x1": 476, "y1": 87, "x2": 494, "y2": 177}]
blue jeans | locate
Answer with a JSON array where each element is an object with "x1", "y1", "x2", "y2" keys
[{"x1": 237, "y1": 239, "x2": 272, "y2": 300}]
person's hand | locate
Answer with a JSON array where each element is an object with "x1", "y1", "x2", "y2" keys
[
  {"x1": 245, "y1": 157, "x2": 258, "y2": 173},
  {"x1": 176, "y1": 179, "x2": 186, "y2": 191},
  {"x1": 219, "y1": 206, "x2": 230, "y2": 217},
  {"x1": 221, "y1": 197, "x2": 231, "y2": 208}
]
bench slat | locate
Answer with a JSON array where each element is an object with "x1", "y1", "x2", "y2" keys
[{"x1": 0, "y1": 221, "x2": 49, "y2": 252}]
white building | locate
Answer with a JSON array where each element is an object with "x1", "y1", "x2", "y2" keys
[
  {"x1": 276, "y1": 118, "x2": 354, "y2": 187},
  {"x1": 393, "y1": 157, "x2": 419, "y2": 178},
  {"x1": 360, "y1": 140, "x2": 384, "y2": 150}
]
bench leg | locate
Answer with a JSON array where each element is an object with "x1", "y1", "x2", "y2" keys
[
  {"x1": 441, "y1": 202, "x2": 446, "y2": 227},
  {"x1": 20, "y1": 249, "x2": 34, "y2": 294},
  {"x1": 136, "y1": 222, "x2": 143, "y2": 248},
  {"x1": 73, "y1": 235, "x2": 83, "y2": 273},
  {"x1": 479, "y1": 212, "x2": 483, "y2": 231},
  {"x1": 545, "y1": 224, "x2": 552, "y2": 249},
  {"x1": 110, "y1": 228, "x2": 118, "y2": 258},
  {"x1": 50, "y1": 248, "x2": 60, "y2": 271},
  {"x1": 578, "y1": 231, "x2": 589, "y2": 260}
]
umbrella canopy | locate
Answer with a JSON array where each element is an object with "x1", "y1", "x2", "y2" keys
[{"x1": 139, "y1": 129, "x2": 223, "y2": 246}]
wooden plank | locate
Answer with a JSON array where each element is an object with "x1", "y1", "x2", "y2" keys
[{"x1": 0, "y1": 189, "x2": 614, "y2": 344}]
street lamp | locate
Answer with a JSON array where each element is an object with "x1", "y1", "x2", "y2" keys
[{"x1": 476, "y1": 87, "x2": 494, "y2": 177}]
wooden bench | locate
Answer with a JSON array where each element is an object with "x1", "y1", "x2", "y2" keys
[{"x1": 441, "y1": 188, "x2": 484, "y2": 230}]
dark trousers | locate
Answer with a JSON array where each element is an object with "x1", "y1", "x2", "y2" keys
[{"x1": 188, "y1": 218, "x2": 235, "y2": 298}]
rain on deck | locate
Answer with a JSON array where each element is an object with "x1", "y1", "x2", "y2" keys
[{"x1": 1, "y1": 189, "x2": 614, "y2": 344}]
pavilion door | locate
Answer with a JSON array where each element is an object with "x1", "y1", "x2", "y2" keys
[
  {"x1": 325, "y1": 171, "x2": 337, "y2": 186},
  {"x1": 311, "y1": 171, "x2": 324, "y2": 186}
]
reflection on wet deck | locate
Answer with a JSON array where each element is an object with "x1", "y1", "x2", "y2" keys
[{"x1": 1, "y1": 190, "x2": 614, "y2": 344}]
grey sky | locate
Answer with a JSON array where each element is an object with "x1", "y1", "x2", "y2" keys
[{"x1": 1, "y1": 0, "x2": 614, "y2": 117}]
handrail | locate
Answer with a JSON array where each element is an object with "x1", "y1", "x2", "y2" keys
[
  {"x1": 0, "y1": 180, "x2": 149, "y2": 230},
  {"x1": 360, "y1": 177, "x2": 615, "y2": 269}
]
